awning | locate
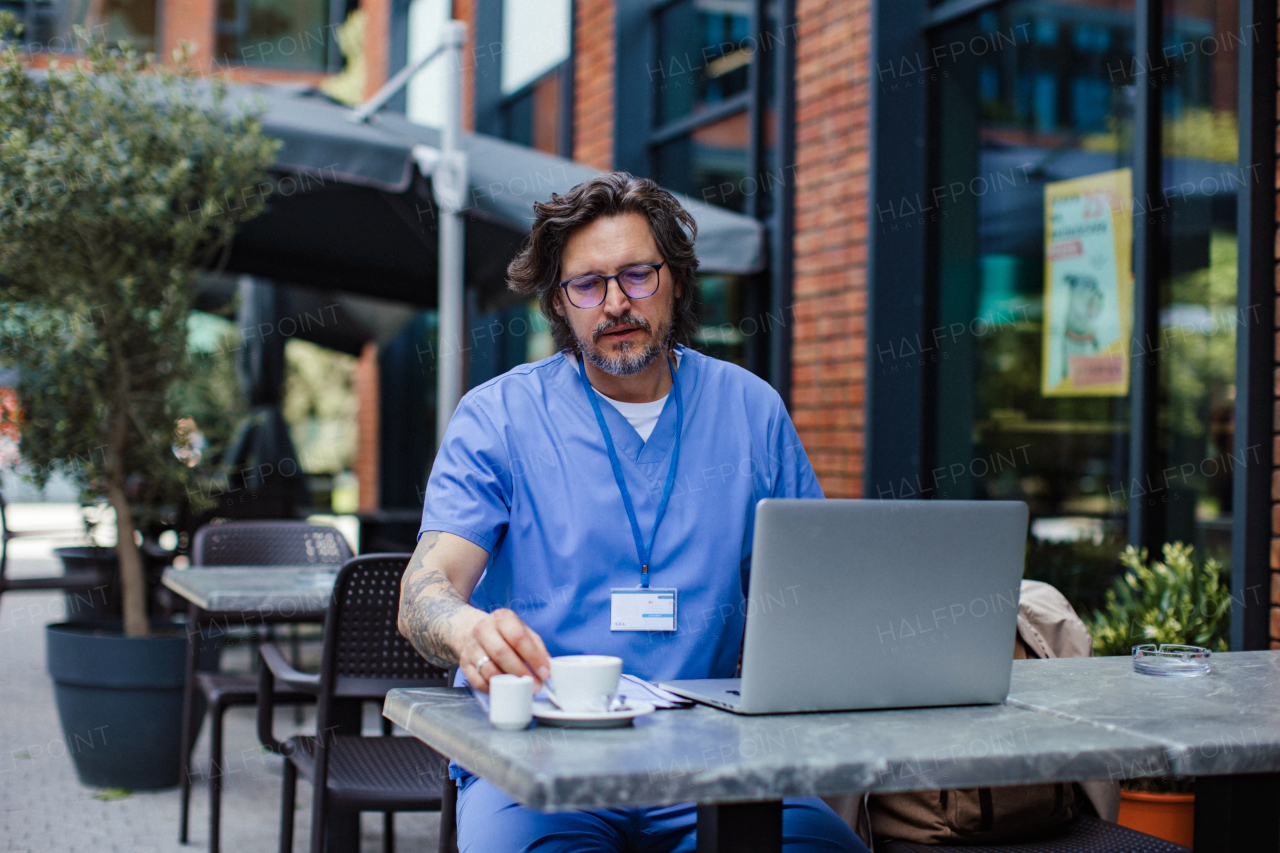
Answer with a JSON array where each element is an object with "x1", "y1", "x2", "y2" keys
[{"x1": 222, "y1": 83, "x2": 766, "y2": 312}]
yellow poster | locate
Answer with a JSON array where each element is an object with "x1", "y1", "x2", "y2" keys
[{"x1": 1041, "y1": 169, "x2": 1133, "y2": 397}]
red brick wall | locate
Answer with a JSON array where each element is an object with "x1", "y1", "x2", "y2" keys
[
  {"x1": 159, "y1": 0, "x2": 215, "y2": 66},
  {"x1": 451, "y1": 0, "x2": 477, "y2": 130},
  {"x1": 573, "y1": 0, "x2": 614, "y2": 171},
  {"x1": 361, "y1": 0, "x2": 391, "y2": 99},
  {"x1": 354, "y1": 342, "x2": 380, "y2": 512},
  {"x1": 789, "y1": 0, "x2": 870, "y2": 499}
]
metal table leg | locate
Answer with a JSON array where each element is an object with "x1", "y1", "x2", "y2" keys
[
  {"x1": 1194, "y1": 773, "x2": 1280, "y2": 853},
  {"x1": 696, "y1": 801, "x2": 783, "y2": 853},
  {"x1": 177, "y1": 603, "x2": 203, "y2": 843}
]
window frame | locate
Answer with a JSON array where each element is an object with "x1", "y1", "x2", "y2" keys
[{"x1": 496, "y1": 59, "x2": 575, "y2": 159}]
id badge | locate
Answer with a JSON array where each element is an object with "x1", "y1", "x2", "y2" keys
[{"x1": 610, "y1": 588, "x2": 677, "y2": 632}]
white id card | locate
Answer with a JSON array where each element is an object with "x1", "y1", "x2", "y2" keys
[{"x1": 610, "y1": 588, "x2": 677, "y2": 632}]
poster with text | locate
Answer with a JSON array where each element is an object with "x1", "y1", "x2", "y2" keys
[{"x1": 1041, "y1": 169, "x2": 1133, "y2": 397}]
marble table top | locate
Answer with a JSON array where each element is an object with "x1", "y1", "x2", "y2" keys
[
  {"x1": 385, "y1": 651, "x2": 1280, "y2": 811},
  {"x1": 161, "y1": 566, "x2": 337, "y2": 615},
  {"x1": 1006, "y1": 651, "x2": 1280, "y2": 778}
]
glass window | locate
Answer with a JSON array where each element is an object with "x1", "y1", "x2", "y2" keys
[
  {"x1": 1153, "y1": 0, "x2": 1239, "y2": 566},
  {"x1": 928, "y1": 0, "x2": 1244, "y2": 605},
  {"x1": 500, "y1": 0, "x2": 570, "y2": 95},
  {"x1": 215, "y1": 0, "x2": 333, "y2": 69},
  {"x1": 406, "y1": 0, "x2": 451, "y2": 128},
  {"x1": 928, "y1": 0, "x2": 1138, "y2": 610},
  {"x1": 694, "y1": 273, "x2": 748, "y2": 366},
  {"x1": 655, "y1": 0, "x2": 753, "y2": 125},
  {"x1": 648, "y1": 0, "x2": 777, "y2": 375},
  {"x1": 5, "y1": 0, "x2": 156, "y2": 52},
  {"x1": 501, "y1": 69, "x2": 563, "y2": 155},
  {"x1": 654, "y1": 110, "x2": 751, "y2": 212}
]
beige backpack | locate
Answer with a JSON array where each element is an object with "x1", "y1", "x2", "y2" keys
[{"x1": 827, "y1": 580, "x2": 1118, "y2": 846}]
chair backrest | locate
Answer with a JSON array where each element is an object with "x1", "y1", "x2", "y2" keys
[
  {"x1": 317, "y1": 554, "x2": 450, "y2": 716},
  {"x1": 191, "y1": 520, "x2": 352, "y2": 567}
]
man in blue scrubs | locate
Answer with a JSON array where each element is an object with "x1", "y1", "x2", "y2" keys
[{"x1": 398, "y1": 172, "x2": 866, "y2": 852}]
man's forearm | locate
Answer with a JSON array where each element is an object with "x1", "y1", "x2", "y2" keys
[{"x1": 399, "y1": 532, "x2": 480, "y2": 668}]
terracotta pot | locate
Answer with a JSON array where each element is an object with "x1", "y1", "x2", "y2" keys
[{"x1": 1118, "y1": 790, "x2": 1195, "y2": 849}]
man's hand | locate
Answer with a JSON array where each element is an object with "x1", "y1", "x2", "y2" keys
[
  {"x1": 398, "y1": 531, "x2": 552, "y2": 693},
  {"x1": 455, "y1": 608, "x2": 551, "y2": 693}
]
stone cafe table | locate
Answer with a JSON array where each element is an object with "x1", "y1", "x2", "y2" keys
[{"x1": 386, "y1": 651, "x2": 1280, "y2": 853}]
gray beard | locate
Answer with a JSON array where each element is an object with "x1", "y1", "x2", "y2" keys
[
  {"x1": 583, "y1": 338, "x2": 663, "y2": 376},
  {"x1": 579, "y1": 317, "x2": 673, "y2": 376}
]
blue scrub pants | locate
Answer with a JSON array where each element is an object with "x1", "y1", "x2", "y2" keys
[{"x1": 456, "y1": 775, "x2": 869, "y2": 853}]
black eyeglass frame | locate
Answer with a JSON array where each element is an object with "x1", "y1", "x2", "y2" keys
[{"x1": 557, "y1": 262, "x2": 666, "y2": 309}]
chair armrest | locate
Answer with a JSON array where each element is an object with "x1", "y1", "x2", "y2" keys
[
  {"x1": 256, "y1": 642, "x2": 320, "y2": 754},
  {"x1": 259, "y1": 642, "x2": 321, "y2": 694}
]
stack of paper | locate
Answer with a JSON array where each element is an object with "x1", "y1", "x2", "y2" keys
[{"x1": 618, "y1": 674, "x2": 693, "y2": 709}]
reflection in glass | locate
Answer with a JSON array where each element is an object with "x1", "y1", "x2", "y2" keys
[
  {"x1": 655, "y1": 0, "x2": 753, "y2": 126},
  {"x1": 216, "y1": 0, "x2": 331, "y2": 69},
  {"x1": 695, "y1": 274, "x2": 747, "y2": 367},
  {"x1": 1152, "y1": 0, "x2": 1238, "y2": 566},
  {"x1": 655, "y1": 110, "x2": 750, "y2": 212},
  {"x1": 7, "y1": 0, "x2": 157, "y2": 52},
  {"x1": 928, "y1": 0, "x2": 1137, "y2": 611}
]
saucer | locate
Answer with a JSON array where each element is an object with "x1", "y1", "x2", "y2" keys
[{"x1": 532, "y1": 699, "x2": 655, "y2": 728}]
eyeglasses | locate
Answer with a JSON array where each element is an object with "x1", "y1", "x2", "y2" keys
[{"x1": 558, "y1": 262, "x2": 665, "y2": 309}]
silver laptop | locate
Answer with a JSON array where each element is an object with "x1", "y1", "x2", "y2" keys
[{"x1": 659, "y1": 499, "x2": 1029, "y2": 714}]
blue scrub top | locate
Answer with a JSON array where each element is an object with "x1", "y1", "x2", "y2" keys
[{"x1": 419, "y1": 346, "x2": 823, "y2": 681}]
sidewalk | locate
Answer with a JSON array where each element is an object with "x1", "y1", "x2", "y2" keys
[{"x1": 0, "y1": 521, "x2": 440, "y2": 852}]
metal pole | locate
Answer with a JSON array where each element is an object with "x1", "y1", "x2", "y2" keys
[
  {"x1": 1127, "y1": 0, "x2": 1161, "y2": 554},
  {"x1": 349, "y1": 39, "x2": 448, "y2": 124},
  {"x1": 435, "y1": 20, "x2": 468, "y2": 448}
]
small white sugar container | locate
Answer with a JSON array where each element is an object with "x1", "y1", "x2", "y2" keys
[{"x1": 488, "y1": 674, "x2": 535, "y2": 730}]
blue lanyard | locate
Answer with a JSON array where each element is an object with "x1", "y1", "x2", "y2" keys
[{"x1": 577, "y1": 351, "x2": 683, "y2": 588}]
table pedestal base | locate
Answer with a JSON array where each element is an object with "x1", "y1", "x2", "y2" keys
[
  {"x1": 696, "y1": 801, "x2": 782, "y2": 853},
  {"x1": 1194, "y1": 773, "x2": 1280, "y2": 853}
]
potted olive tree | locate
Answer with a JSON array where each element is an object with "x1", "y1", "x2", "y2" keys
[
  {"x1": 1086, "y1": 541, "x2": 1230, "y2": 846},
  {"x1": 0, "y1": 18, "x2": 278, "y2": 789}
]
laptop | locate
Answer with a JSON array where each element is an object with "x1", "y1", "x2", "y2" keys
[{"x1": 658, "y1": 499, "x2": 1029, "y2": 714}]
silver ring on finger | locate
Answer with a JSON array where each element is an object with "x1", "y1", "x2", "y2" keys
[{"x1": 474, "y1": 655, "x2": 491, "y2": 675}]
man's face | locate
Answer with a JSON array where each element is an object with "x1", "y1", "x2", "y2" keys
[{"x1": 554, "y1": 212, "x2": 678, "y2": 376}]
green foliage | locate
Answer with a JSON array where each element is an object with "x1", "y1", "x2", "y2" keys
[
  {"x1": 1086, "y1": 542, "x2": 1231, "y2": 657},
  {"x1": 0, "y1": 15, "x2": 279, "y2": 632}
]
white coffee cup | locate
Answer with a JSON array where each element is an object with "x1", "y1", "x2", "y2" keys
[
  {"x1": 544, "y1": 655, "x2": 623, "y2": 713},
  {"x1": 488, "y1": 674, "x2": 535, "y2": 730}
]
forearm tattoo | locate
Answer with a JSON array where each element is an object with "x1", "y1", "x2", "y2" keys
[{"x1": 400, "y1": 532, "x2": 469, "y2": 668}]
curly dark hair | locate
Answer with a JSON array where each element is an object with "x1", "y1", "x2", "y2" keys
[{"x1": 507, "y1": 172, "x2": 700, "y2": 354}]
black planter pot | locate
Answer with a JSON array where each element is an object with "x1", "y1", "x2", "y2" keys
[{"x1": 45, "y1": 622, "x2": 189, "y2": 790}]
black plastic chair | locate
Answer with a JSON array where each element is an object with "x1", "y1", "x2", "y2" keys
[
  {"x1": 256, "y1": 553, "x2": 453, "y2": 853},
  {"x1": 179, "y1": 520, "x2": 353, "y2": 853},
  {"x1": 878, "y1": 814, "x2": 1190, "y2": 852}
]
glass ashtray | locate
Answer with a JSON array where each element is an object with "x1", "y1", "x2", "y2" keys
[{"x1": 1132, "y1": 644, "x2": 1211, "y2": 677}]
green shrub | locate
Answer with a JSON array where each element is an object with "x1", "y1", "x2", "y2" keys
[{"x1": 1086, "y1": 542, "x2": 1231, "y2": 657}]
